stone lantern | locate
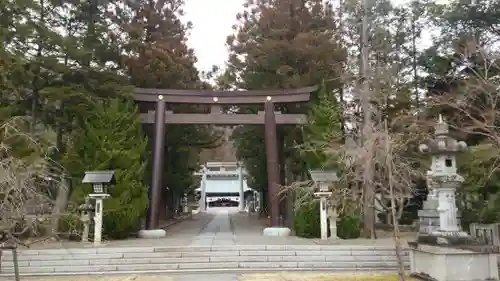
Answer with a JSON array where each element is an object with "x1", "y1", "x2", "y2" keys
[
  {"x1": 82, "y1": 170, "x2": 115, "y2": 245},
  {"x1": 409, "y1": 116, "x2": 499, "y2": 281},
  {"x1": 78, "y1": 197, "x2": 95, "y2": 242},
  {"x1": 417, "y1": 115, "x2": 467, "y2": 237},
  {"x1": 309, "y1": 169, "x2": 338, "y2": 240}
]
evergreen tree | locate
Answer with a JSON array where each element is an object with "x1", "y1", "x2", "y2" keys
[
  {"x1": 302, "y1": 81, "x2": 343, "y2": 169},
  {"x1": 63, "y1": 99, "x2": 149, "y2": 239},
  {"x1": 226, "y1": 0, "x2": 345, "y2": 207},
  {"x1": 122, "y1": 0, "x2": 218, "y2": 217}
]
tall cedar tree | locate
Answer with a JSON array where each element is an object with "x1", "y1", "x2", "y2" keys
[
  {"x1": 227, "y1": 0, "x2": 345, "y2": 206},
  {"x1": 123, "y1": 0, "x2": 218, "y2": 218}
]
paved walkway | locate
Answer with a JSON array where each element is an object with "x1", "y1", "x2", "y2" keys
[
  {"x1": 189, "y1": 208, "x2": 237, "y2": 246},
  {"x1": 22, "y1": 207, "x2": 412, "y2": 249}
]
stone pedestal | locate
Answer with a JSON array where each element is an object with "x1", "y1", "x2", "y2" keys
[
  {"x1": 410, "y1": 244, "x2": 498, "y2": 281},
  {"x1": 418, "y1": 197, "x2": 440, "y2": 233},
  {"x1": 138, "y1": 229, "x2": 166, "y2": 239},
  {"x1": 262, "y1": 227, "x2": 291, "y2": 237},
  {"x1": 418, "y1": 196, "x2": 462, "y2": 234}
]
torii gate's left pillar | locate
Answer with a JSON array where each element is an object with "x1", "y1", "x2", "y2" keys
[{"x1": 139, "y1": 95, "x2": 167, "y2": 238}]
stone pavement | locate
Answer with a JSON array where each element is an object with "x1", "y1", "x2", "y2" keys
[
  {"x1": 189, "y1": 208, "x2": 236, "y2": 246},
  {"x1": 22, "y1": 207, "x2": 410, "y2": 249}
]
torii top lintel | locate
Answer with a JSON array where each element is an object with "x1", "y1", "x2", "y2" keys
[{"x1": 134, "y1": 86, "x2": 317, "y2": 104}]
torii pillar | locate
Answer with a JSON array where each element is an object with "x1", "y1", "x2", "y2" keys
[
  {"x1": 139, "y1": 95, "x2": 167, "y2": 238},
  {"x1": 264, "y1": 97, "x2": 281, "y2": 227}
]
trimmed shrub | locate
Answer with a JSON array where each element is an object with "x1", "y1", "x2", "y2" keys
[
  {"x1": 294, "y1": 200, "x2": 331, "y2": 238},
  {"x1": 337, "y1": 215, "x2": 361, "y2": 239}
]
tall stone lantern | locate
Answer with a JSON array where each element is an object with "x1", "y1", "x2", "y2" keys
[
  {"x1": 417, "y1": 115, "x2": 467, "y2": 237},
  {"x1": 409, "y1": 116, "x2": 499, "y2": 281}
]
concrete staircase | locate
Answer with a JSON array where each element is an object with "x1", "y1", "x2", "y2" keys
[{"x1": 0, "y1": 245, "x2": 410, "y2": 276}]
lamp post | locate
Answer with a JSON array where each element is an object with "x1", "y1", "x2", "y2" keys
[
  {"x1": 82, "y1": 170, "x2": 116, "y2": 245},
  {"x1": 310, "y1": 169, "x2": 338, "y2": 240}
]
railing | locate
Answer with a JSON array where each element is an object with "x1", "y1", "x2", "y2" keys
[{"x1": 470, "y1": 223, "x2": 500, "y2": 246}]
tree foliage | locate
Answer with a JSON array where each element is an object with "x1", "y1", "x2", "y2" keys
[
  {"x1": 1, "y1": 0, "x2": 214, "y2": 240},
  {"x1": 227, "y1": 0, "x2": 346, "y2": 200},
  {"x1": 63, "y1": 99, "x2": 149, "y2": 239},
  {"x1": 301, "y1": 81, "x2": 344, "y2": 170}
]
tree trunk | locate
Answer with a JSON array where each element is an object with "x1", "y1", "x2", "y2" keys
[
  {"x1": 285, "y1": 159, "x2": 295, "y2": 231},
  {"x1": 385, "y1": 120, "x2": 406, "y2": 281},
  {"x1": 50, "y1": 177, "x2": 69, "y2": 235},
  {"x1": 360, "y1": 0, "x2": 376, "y2": 239},
  {"x1": 166, "y1": 190, "x2": 174, "y2": 219},
  {"x1": 159, "y1": 187, "x2": 168, "y2": 220}
]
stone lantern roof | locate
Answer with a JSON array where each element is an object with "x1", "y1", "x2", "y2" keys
[{"x1": 419, "y1": 115, "x2": 468, "y2": 155}]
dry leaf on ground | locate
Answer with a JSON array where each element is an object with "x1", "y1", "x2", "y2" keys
[
  {"x1": 7, "y1": 275, "x2": 173, "y2": 281},
  {"x1": 238, "y1": 272, "x2": 417, "y2": 281}
]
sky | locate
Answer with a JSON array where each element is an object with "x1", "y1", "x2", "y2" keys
[
  {"x1": 181, "y1": 0, "x2": 448, "y2": 74},
  {"x1": 182, "y1": 0, "x2": 244, "y2": 74}
]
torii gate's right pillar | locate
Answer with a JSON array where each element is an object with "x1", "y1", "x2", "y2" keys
[{"x1": 263, "y1": 97, "x2": 281, "y2": 228}]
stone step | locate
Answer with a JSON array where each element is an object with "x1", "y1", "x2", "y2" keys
[
  {"x1": 0, "y1": 261, "x2": 411, "y2": 275},
  {"x1": 1, "y1": 255, "x2": 410, "y2": 266},
  {"x1": 1, "y1": 245, "x2": 405, "y2": 259},
  {"x1": 0, "y1": 245, "x2": 411, "y2": 276}
]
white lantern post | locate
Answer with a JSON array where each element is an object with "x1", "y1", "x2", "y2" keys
[
  {"x1": 310, "y1": 169, "x2": 338, "y2": 240},
  {"x1": 82, "y1": 170, "x2": 115, "y2": 245}
]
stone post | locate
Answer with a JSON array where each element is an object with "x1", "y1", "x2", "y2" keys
[
  {"x1": 88, "y1": 194, "x2": 109, "y2": 245},
  {"x1": 94, "y1": 198, "x2": 103, "y2": 244},
  {"x1": 238, "y1": 163, "x2": 245, "y2": 212},
  {"x1": 201, "y1": 169, "x2": 207, "y2": 211},
  {"x1": 328, "y1": 205, "x2": 339, "y2": 240},
  {"x1": 319, "y1": 197, "x2": 328, "y2": 240},
  {"x1": 182, "y1": 193, "x2": 189, "y2": 214}
]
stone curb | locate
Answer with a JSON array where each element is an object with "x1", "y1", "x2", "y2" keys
[
  {"x1": 160, "y1": 214, "x2": 192, "y2": 229},
  {"x1": 0, "y1": 267, "x2": 407, "y2": 277},
  {"x1": 1, "y1": 245, "x2": 408, "y2": 256}
]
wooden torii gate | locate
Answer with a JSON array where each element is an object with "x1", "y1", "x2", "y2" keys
[{"x1": 134, "y1": 86, "x2": 316, "y2": 231}]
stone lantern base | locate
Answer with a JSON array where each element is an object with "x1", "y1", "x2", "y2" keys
[
  {"x1": 138, "y1": 229, "x2": 166, "y2": 239},
  {"x1": 262, "y1": 227, "x2": 291, "y2": 237},
  {"x1": 409, "y1": 241, "x2": 499, "y2": 281}
]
